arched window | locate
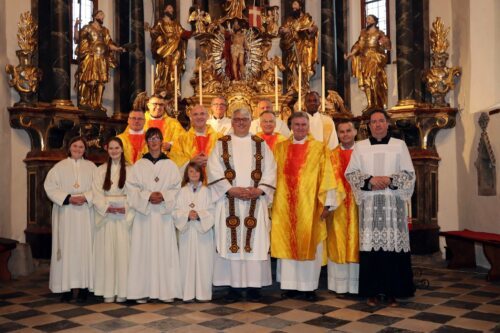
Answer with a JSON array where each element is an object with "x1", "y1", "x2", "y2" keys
[
  {"x1": 72, "y1": 0, "x2": 97, "y2": 61},
  {"x1": 361, "y1": 0, "x2": 389, "y2": 35}
]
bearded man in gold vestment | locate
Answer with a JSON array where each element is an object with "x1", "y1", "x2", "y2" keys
[{"x1": 345, "y1": 15, "x2": 391, "y2": 111}]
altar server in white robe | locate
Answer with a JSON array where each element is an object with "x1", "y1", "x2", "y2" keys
[
  {"x1": 304, "y1": 91, "x2": 338, "y2": 149},
  {"x1": 173, "y1": 162, "x2": 215, "y2": 301},
  {"x1": 126, "y1": 127, "x2": 182, "y2": 303},
  {"x1": 92, "y1": 137, "x2": 134, "y2": 303},
  {"x1": 207, "y1": 107, "x2": 277, "y2": 302},
  {"x1": 44, "y1": 136, "x2": 96, "y2": 302}
]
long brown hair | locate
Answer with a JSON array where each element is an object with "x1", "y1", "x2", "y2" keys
[
  {"x1": 102, "y1": 137, "x2": 127, "y2": 191},
  {"x1": 181, "y1": 162, "x2": 205, "y2": 187}
]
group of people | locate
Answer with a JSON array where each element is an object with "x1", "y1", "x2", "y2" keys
[{"x1": 45, "y1": 92, "x2": 415, "y2": 307}]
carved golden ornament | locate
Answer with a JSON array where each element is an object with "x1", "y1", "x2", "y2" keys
[
  {"x1": 430, "y1": 17, "x2": 449, "y2": 54},
  {"x1": 17, "y1": 12, "x2": 37, "y2": 53}
]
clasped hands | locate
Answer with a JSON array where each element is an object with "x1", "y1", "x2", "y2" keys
[
  {"x1": 149, "y1": 191, "x2": 164, "y2": 204},
  {"x1": 106, "y1": 207, "x2": 126, "y2": 214},
  {"x1": 227, "y1": 187, "x2": 263, "y2": 200},
  {"x1": 191, "y1": 153, "x2": 208, "y2": 167},
  {"x1": 188, "y1": 210, "x2": 199, "y2": 221},
  {"x1": 69, "y1": 195, "x2": 87, "y2": 206},
  {"x1": 369, "y1": 176, "x2": 391, "y2": 191}
]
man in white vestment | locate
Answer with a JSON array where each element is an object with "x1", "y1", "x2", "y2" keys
[
  {"x1": 345, "y1": 109, "x2": 415, "y2": 307},
  {"x1": 207, "y1": 96, "x2": 232, "y2": 135},
  {"x1": 250, "y1": 99, "x2": 291, "y2": 137},
  {"x1": 207, "y1": 108, "x2": 277, "y2": 302},
  {"x1": 126, "y1": 127, "x2": 182, "y2": 303},
  {"x1": 304, "y1": 91, "x2": 338, "y2": 149}
]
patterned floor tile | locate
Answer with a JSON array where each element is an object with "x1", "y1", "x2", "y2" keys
[
  {"x1": 304, "y1": 315, "x2": 349, "y2": 330},
  {"x1": 17, "y1": 313, "x2": 62, "y2": 327},
  {"x1": 53, "y1": 307, "x2": 96, "y2": 319},
  {"x1": 253, "y1": 317, "x2": 295, "y2": 329},
  {"x1": 377, "y1": 327, "x2": 420, "y2": 333},
  {"x1": 359, "y1": 313, "x2": 404, "y2": 326},
  {"x1": 121, "y1": 312, "x2": 169, "y2": 324},
  {"x1": 70, "y1": 312, "x2": 115, "y2": 325},
  {"x1": 155, "y1": 306, "x2": 193, "y2": 317},
  {"x1": 445, "y1": 317, "x2": 497, "y2": 332},
  {"x1": 336, "y1": 321, "x2": 384, "y2": 333},
  {"x1": 224, "y1": 323, "x2": 275, "y2": 333},
  {"x1": 0, "y1": 322, "x2": 27, "y2": 332},
  {"x1": 198, "y1": 317, "x2": 244, "y2": 330},
  {"x1": 461, "y1": 310, "x2": 500, "y2": 323},
  {"x1": 430, "y1": 325, "x2": 482, "y2": 333},
  {"x1": 103, "y1": 307, "x2": 144, "y2": 318},
  {"x1": 300, "y1": 303, "x2": 338, "y2": 314},
  {"x1": 91, "y1": 318, "x2": 137, "y2": 331},
  {"x1": 410, "y1": 311, "x2": 454, "y2": 324},
  {"x1": 253, "y1": 305, "x2": 291, "y2": 316},
  {"x1": 325, "y1": 308, "x2": 370, "y2": 321},
  {"x1": 33, "y1": 319, "x2": 81, "y2": 332},
  {"x1": 3, "y1": 309, "x2": 44, "y2": 321},
  {"x1": 275, "y1": 309, "x2": 321, "y2": 322},
  {"x1": 440, "y1": 300, "x2": 481, "y2": 310},
  {"x1": 390, "y1": 318, "x2": 441, "y2": 332},
  {"x1": 201, "y1": 305, "x2": 242, "y2": 316}
]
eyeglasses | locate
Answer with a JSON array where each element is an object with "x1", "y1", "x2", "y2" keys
[
  {"x1": 129, "y1": 117, "x2": 145, "y2": 121},
  {"x1": 212, "y1": 103, "x2": 226, "y2": 107},
  {"x1": 147, "y1": 137, "x2": 162, "y2": 142},
  {"x1": 232, "y1": 118, "x2": 250, "y2": 123}
]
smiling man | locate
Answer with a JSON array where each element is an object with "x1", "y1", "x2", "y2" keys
[
  {"x1": 271, "y1": 112, "x2": 343, "y2": 301},
  {"x1": 117, "y1": 110, "x2": 147, "y2": 164},
  {"x1": 169, "y1": 105, "x2": 222, "y2": 174},
  {"x1": 207, "y1": 108, "x2": 277, "y2": 302}
]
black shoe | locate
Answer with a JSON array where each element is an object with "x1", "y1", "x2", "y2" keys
[
  {"x1": 60, "y1": 291, "x2": 73, "y2": 302},
  {"x1": 281, "y1": 290, "x2": 301, "y2": 299},
  {"x1": 303, "y1": 291, "x2": 318, "y2": 302},
  {"x1": 224, "y1": 288, "x2": 242, "y2": 303},
  {"x1": 246, "y1": 288, "x2": 262, "y2": 302},
  {"x1": 76, "y1": 288, "x2": 88, "y2": 303}
]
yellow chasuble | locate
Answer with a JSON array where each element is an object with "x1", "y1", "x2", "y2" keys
[
  {"x1": 327, "y1": 145, "x2": 359, "y2": 263},
  {"x1": 256, "y1": 132, "x2": 287, "y2": 153},
  {"x1": 169, "y1": 125, "x2": 222, "y2": 167},
  {"x1": 143, "y1": 111, "x2": 186, "y2": 145},
  {"x1": 117, "y1": 128, "x2": 148, "y2": 165},
  {"x1": 271, "y1": 135, "x2": 338, "y2": 260}
]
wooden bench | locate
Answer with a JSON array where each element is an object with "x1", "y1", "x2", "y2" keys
[
  {"x1": 440, "y1": 229, "x2": 500, "y2": 281},
  {"x1": 0, "y1": 238, "x2": 19, "y2": 282}
]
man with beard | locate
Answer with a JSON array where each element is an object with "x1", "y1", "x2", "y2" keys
[
  {"x1": 74, "y1": 10, "x2": 124, "y2": 112},
  {"x1": 148, "y1": 4, "x2": 192, "y2": 94},
  {"x1": 279, "y1": 0, "x2": 318, "y2": 93},
  {"x1": 345, "y1": 15, "x2": 391, "y2": 111}
]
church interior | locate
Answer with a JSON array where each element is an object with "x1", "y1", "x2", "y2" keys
[{"x1": 0, "y1": 0, "x2": 499, "y2": 332}]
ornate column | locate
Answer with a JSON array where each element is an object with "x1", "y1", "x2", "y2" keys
[
  {"x1": 394, "y1": 0, "x2": 417, "y2": 107},
  {"x1": 50, "y1": 0, "x2": 74, "y2": 107},
  {"x1": 127, "y1": 0, "x2": 146, "y2": 116},
  {"x1": 321, "y1": 0, "x2": 334, "y2": 92}
]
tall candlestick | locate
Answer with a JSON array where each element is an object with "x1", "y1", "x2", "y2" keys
[
  {"x1": 150, "y1": 64, "x2": 155, "y2": 95},
  {"x1": 274, "y1": 65, "x2": 278, "y2": 112},
  {"x1": 174, "y1": 65, "x2": 178, "y2": 112},
  {"x1": 298, "y1": 65, "x2": 302, "y2": 111},
  {"x1": 199, "y1": 65, "x2": 203, "y2": 105},
  {"x1": 321, "y1": 66, "x2": 325, "y2": 112}
]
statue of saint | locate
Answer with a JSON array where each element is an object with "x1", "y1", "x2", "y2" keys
[
  {"x1": 147, "y1": 4, "x2": 192, "y2": 94},
  {"x1": 345, "y1": 15, "x2": 391, "y2": 111},
  {"x1": 74, "y1": 10, "x2": 124, "y2": 112},
  {"x1": 279, "y1": 0, "x2": 318, "y2": 94}
]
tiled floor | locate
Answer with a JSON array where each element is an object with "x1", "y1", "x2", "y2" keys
[{"x1": 0, "y1": 258, "x2": 499, "y2": 332}]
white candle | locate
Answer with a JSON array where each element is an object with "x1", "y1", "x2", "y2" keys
[
  {"x1": 274, "y1": 65, "x2": 278, "y2": 112},
  {"x1": 199, "y1": 65, "x2": 203, "y2": 105},
  {"x1": 408, "y1": 201, "x2": 412, "y2": 219},
  {"x1": 150, "y1": 64, "x2": 155, "y2": 96},
  {"x1": 321, "y1": 66, "x2": 325, "y2": 112},
  {"x1": 298, "y1": 65, "x2": 302, "y2": 111},
  {"x1": 174, "y1": 65, "x2": 178, "y2": 112}
]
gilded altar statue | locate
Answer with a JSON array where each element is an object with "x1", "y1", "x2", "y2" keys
[
  {"x1": 423, "y1": 17, "x2": 461, "y2": 107},
  {"x1": 188, "y1": 8, "x2": 211, "y2": 34},
  {"x1": 262, "y1": 6, "x2": 279, "y2": 36},
  {"x1": 148, "y1": 4, "x2": 192, "y2": 95},
  {"x1": 345, "y1": 14, "x2": 391, "y2": 111},
  {"x1": 223, "y1": 0, "x2": 246, "y2": 20},
  {"x1": 5, "y1": 11, "x2": 42, "y2": 106},
  {"x1": 74, "y1": 10, "x2": 124, "y2": 112},
  {"x1": 279, "y1": 0, "x2": 318, "y2": 94}
]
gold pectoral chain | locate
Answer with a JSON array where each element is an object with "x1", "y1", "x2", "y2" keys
[{"x1": 221, "y1": 135, "x2": 263, "y2": 253}]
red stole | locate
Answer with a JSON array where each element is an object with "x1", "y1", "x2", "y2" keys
[
  {"x1": 148, "y1": 118, "x2": 164, "y2": 131},
  {"x1": 129, "y1": 133, "x2": 145, "y2": 163},
  {"x1": 195, "y1": 135, "x2": 209, "y2": 155},
  {"x1": 260, "y1": 133, "x2": 279, "y2": 151}
]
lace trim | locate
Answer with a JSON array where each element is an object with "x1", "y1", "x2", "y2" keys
[{"x1": 345, "y1": 170, "x2": 371, "y2": 205}]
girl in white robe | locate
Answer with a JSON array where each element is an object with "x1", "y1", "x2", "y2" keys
[
  {"x1": 126, "y1": 127, "x2": 182, "y2": 303},
  {"x1": 92, "y1": 137, "x2": 134, "y2": 303},
  {"x1": 44, "y1": 136, "x2": 96, "y2": 302},
  {"x1": 173, "y1": 162, "x2": 214, "y2": 301}
]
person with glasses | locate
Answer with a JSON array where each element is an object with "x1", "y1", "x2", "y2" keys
[
  {"x1": 144, "y1": 94, "x2": 185, "y2": 152},
  {"x1": 117, "y1": 110, "x2": 147, "y2": 164},
  {"x1": 207, "y1": 96, "x2": 232, "y2": 135},
  {"x1": 207, "y1": 108, "x2": 277, "y2": 302},
  {"x1": 126, "y1": 127, "x2": 182, "y2": 303}
]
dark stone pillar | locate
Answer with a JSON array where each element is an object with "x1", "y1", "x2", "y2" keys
[
  {"x1": 334, "y1": 0, "x2": 348, "y2": 101},
  {"x1": 50, "y1": 0, "x2": 73, "y2": 107},
  {"x1": 321, "y1": 0, "x2": 335, "y2": 93},
  {"x1": 127, "y1": 0, "x2": 146, "y2": 116},
  {"x1": 395, "y1": 0, "x2": 416, "y2": 105}
]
